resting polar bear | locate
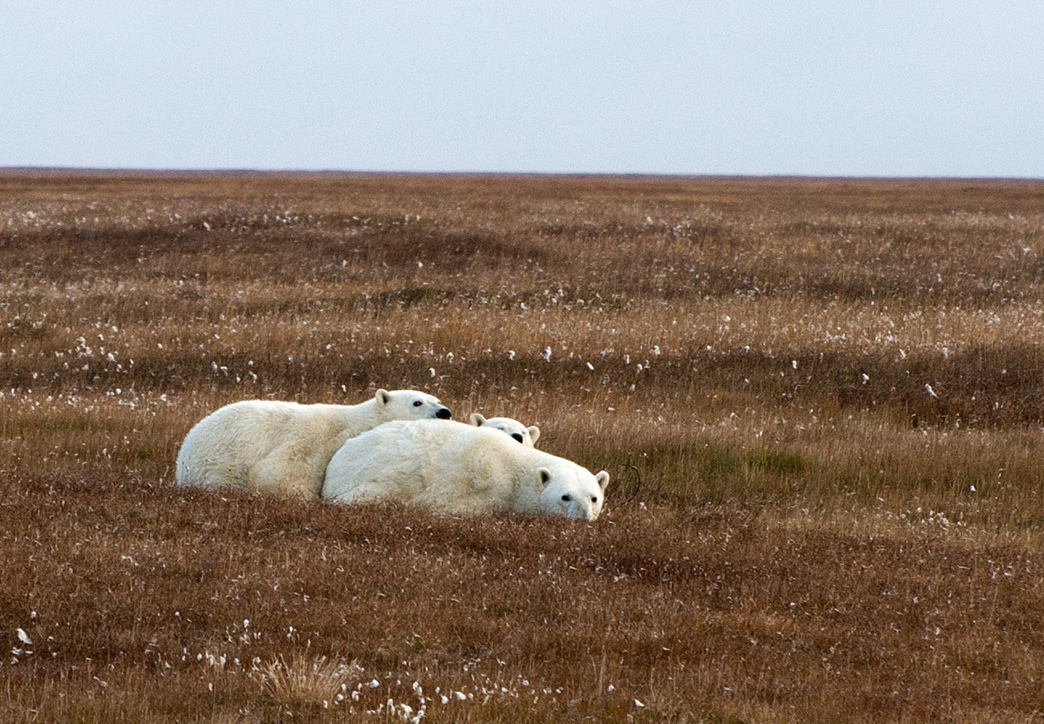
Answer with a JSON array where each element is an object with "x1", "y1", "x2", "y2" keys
[
  {"x1": 322, "y1": 419, "x2": 609, "y2": 520},
  {"x1": 176, "y1": 389, "x2": 451, "y2": 498},
  {"x1": 469, "y1": 412, "x2": 540, "y2": 447}
]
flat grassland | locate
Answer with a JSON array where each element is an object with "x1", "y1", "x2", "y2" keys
[{"x1": 3, "y1": 172, "x2": 1044, "y2": 722}]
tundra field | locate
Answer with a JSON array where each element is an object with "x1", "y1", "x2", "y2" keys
[{"x1": 3, "y1": 172, "x2": 1044, "y2": 723}]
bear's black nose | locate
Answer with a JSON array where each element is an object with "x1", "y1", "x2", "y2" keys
[
  {"x1": 436, "y1": 407, "x2": 452, "y2": 419},
  {"x1": 511, "y1": 433, "x2": 524, "y2": 443}
]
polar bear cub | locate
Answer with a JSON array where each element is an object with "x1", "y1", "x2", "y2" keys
[
  {"x1": 323, "y1": 419, "x2": 609, "y2": 520},
  {"x1": 176, "y1": 389, "x2": 451, "y2": 499},
  {"x1": 469, "y1": 412, "x2": 540, "y2": 447}
]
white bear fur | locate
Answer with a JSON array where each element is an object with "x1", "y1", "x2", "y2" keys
[
  {"x1": 322, "y1": 419, "x2": 609, "y2": 520},
  {"x1": 176, "y1": 389, "x2": 450, "y2": 499},
  {"x1": 469, "y1": 412, "x2": 540, "y2": 447}
]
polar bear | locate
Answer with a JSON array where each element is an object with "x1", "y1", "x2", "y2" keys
[
  {"x1": 469, "y1": 412, "x2": 540, "y2": 447},
  {"x1": 322, "y1": 419, "x2": 609, "y2": 520},
  {"x1": 176, "y1": 389, "x2": 451, "y2": 498}
]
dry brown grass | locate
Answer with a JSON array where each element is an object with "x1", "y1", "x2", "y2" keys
[{"x1": 3, "y1": 171, "x2": 1044, "y2": 722}]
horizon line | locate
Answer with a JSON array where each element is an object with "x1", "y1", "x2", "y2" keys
[{"x1": 2, "y1": 166, "x2": 1043, "y2": 184}]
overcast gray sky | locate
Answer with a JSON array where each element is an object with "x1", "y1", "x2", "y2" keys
[{"x1": 2, "y1": 2, "x2": 1042, "y2": 177}]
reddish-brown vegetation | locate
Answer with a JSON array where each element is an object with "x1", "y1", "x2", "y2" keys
[{"x1": 3, "y1": 171, "x2": 1044, "y2": 722}]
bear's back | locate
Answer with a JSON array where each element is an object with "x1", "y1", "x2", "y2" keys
[
  {"x1": 325, "y1": 419, "x2": 553, "y2": 514},
  {"x1": 177, "y1": 400, "x2": 361, "y2": 489}
]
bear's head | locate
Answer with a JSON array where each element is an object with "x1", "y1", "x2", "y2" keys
[
  {"x1": 469, "y1": 412, "x2": 540, "y2": 447},
  {"x1": 537, "y1": 464, "x2": 610, "y2": 520},
  {"x1": 375, "y1": 389, "x2": 452, "y2": 422}
]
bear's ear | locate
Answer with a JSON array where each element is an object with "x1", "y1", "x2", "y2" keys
[
  {"x1": 527, "y1": 426, "x2": 541, "y2": 444},
  {"x1": 595, "y1": 471, "x2": 610, "y2": 491},
  {"x1": 469, "y1": 413, "x2": 486, "y2": 426},
  {"x1": 375, "y1": 389, "x2": 392, "y2": 407},
  {"x1": 538, "y1": 468, "x2": 552, "y2": 487}
]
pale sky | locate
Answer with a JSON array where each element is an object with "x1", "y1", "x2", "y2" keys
[{"x1": 2, "y1": 2, "x2": 1042, "y2": 177}]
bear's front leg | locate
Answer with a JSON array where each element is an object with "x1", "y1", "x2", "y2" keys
[{"x1": 248, "y1": 458, "x2": 321, "y2": 499}]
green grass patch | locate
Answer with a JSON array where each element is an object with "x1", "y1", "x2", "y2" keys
[{"x1": 604, "y1": 442, "x2": 809, "y2": 505}]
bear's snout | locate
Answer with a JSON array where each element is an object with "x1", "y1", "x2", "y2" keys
[
  {"x1": 568, "y1": 500, "x2": 599, "y2": 521},
  {"x1": 436, "y1": 407, "x2": 452, "y2": 419}
]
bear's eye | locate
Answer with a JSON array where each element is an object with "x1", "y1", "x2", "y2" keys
[
  {"x1": 412, "y1": 400, "x2": 423, "y2": 407},
  {"x1": 591, "y1": 496, "x2": 599, "y2": 503},
  {"x1": 511, "y1": 433, "x2": 524, "y2": 443},
  {"x1": 561, "y1": 494, "x2": 571, "y2": 502}
]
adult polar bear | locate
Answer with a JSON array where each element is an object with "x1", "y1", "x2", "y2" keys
[
  {"x1": 176, "y1": 389, "x2": 451, "y2": 498},
  {"x1": 323, "y1": 419, "x2": 609, "y2": 520},
  {"x1": 469, "y1": 413, "x2": 540, "y2": 447}
]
